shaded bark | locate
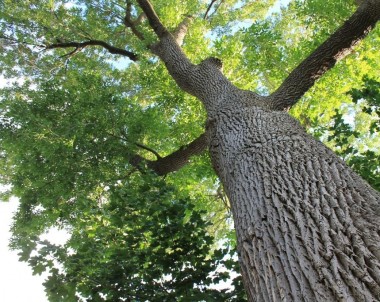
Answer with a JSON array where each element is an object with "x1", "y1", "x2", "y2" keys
[{"x1": 208, "y1": 106, "x2": 380, "y2": 301}]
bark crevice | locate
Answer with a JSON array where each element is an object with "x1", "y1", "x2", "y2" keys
[
  {"x1": 134, "y1": 1, "x2": 380, "y2": 300},
  {"x1": 209, "y1": 106, "x2": 380, "y2": 301}
]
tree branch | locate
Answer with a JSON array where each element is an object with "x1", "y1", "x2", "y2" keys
[
  {"x1": 131, "y1": 133, "x2": 208, "y2": 176},
  {"x1": 45, "y1": 40, "x2": 139, "y2": 61},
  {"x1": 172, "y1": 15, "x2": 193, "y2": 46},
  {"x1": 124, "y1": 1, "x2": 146, "y2": 41},
  {"x1": 0, "y1": 34, "x2": 44, "y2": 48},
  {"x1": 135, "y1": 142, "x2": 161, "y2": 159},
  {"x1": 204, "y1": 0, "x2": 218, "y2": 20},
  {"x1": 136, "y1": 0, "x2": 198, "y2": 95},
  {"x1": 136, "y1": 0, "x2": 243, "y2": 114},
  {"x1": 269, "y1": 0, "x2": 380, "y2": 110},
  {"x1": 136, "y1": 0, "x2": 169, "y2": 38},
  {"x1": 204, "y1": 0, "x2": 224, "y2": 20}
]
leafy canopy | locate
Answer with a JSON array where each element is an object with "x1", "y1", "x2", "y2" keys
[{"x1": 0, "y1": 0, "x2": 379, "y2": 301}]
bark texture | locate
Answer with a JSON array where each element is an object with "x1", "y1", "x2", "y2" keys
[
  {"x1": 209, "y1": 105, "x2": 380, "y2": 301},
  {"x1": 135, "y1": 0, "x2": 380, "y2": 300}
]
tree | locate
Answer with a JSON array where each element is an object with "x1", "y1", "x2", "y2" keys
[{"x1": 1, "y1": 0, "x2": 380, "y2": 301}]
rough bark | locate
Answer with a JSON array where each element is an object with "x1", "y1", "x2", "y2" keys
[
  {"x1": 137, "y1": 0, "x2": 268, "y2": 115},
  {"x1": 135, "y1": 0, "x2": 380, "y2": 300},
  {"x1": 208, "y1": 105, "x2": 380, "y2": 301}
]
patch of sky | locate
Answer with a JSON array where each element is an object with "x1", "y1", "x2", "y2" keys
[
  {"x1": 108, "y1": 56, "x2": 134, "y2": 70},
  {"x1": 63, "y1": 1, "x2": 86, "y2": 13},
  {"x1": 108, "y1": 54, "x2": 160, "y2": 71},
  {"x1": 39, "y1": 226, "x2": 71, "y2": 246},
  {"x1": 0, "y1": 197, "x2": 49, "y2": 302},
  {"x1": 268, "y1": 0, "x2": 292, "y2": 16},
  {"x1": 341, "y1": 102, "x2": 357, "y2": 126},
  {"x1": 205, "y1": 0, "x2": 292, "y2": 44}
]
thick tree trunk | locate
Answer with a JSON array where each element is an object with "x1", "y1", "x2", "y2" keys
[
  {"x1": 135, "y1": 1, "x2": 380, "y2": 300},
  {"x1": 209, "y1": 105, "x2": 380, "y2": 301}
]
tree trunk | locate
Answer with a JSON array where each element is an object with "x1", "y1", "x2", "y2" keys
[
  {"x1": 209, "y1": 105, "x2": 380, "y2": 301},
  {"x1": 134, "y1": 1, "x2": 380, "y2": 300}
]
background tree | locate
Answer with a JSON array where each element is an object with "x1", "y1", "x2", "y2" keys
[{"x1": 0, "y1": 0, "x2": 379, "y2": 301}]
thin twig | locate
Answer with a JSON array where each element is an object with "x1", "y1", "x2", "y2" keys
[
  {"x1": 0, "y1": 34, "x2": 44, "y2": 48},
  {"x1": 207, "y1": 0, "x2": 225, "y2": 20},
  {"x1": 124, "y1": 1, "x2": 146, "y2": 40},
  {"x1": 204, "y1": 0, "x2": 218, "y2": 20},
  {"x1": 105, "y1": 130, "x2": 161, "y2": 160},
  {"x1": 135, "y1": 142, "x2": 161, "y2": 159}
]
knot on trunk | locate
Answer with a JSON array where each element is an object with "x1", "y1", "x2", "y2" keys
[{"x1": 200, "y1": 57, "x2": 223, "y2": 70}]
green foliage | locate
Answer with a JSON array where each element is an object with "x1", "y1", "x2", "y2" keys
[
  {"x1": 350, "y1": 76, "x2": 380, "y2": 134},
  {"x1": 33, "y1": 173, "x2": 241, "y2": 301},
  {"x1": 0, "y1": 0, "x2": 379, "y2": 301},
  {"x1": 316, "y1": 77, "x2": 380, "y2": 191},
  {"x1": 0, "y1": 71, "x2": 242, "y2": 300}
]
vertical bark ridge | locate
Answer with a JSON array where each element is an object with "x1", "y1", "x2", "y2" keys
[
  {"x1": 135, "y1": 2, "x2": 380, "y2": 299},
  {"x1": 209, "y1": 106, "x2": 380, "y2": 301}
]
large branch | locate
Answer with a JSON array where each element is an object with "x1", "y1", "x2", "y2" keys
[
  {"x1": 46, "y1": 40, "x2": 139, "y2": 61},
  {"x1": 172, "y1": 15, "x2": 193, "y2": 46},
  {"x1": 136, "y1": 0, "x2": 169, "y2": 38},
  {"x1": 269, "y1": 0, "x2": 380, "y2": 110},
  {"x1": 131, "y1": 133, "x2": 208, "y2": 176},
  {"x1": 136, "y1": 0, "x2": 245, "y2": 115},
  {"x1": 136, "y1": 0, "x2": 203, "y2": 97}
]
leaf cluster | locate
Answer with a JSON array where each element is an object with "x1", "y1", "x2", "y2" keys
[
  {"x1": 313, "y1": 77, "x2": 380, "y2": 191},
  {"x1": 0, "y1": 70, "x2": 242, "y2": 300},
  {"x1": 1, "y1": 0, "x2": 380, "y2": 301}
]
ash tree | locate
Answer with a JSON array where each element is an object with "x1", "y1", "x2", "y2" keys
[{"x1": 1, "y1": 0, "x2": 380, "y2": 301}]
